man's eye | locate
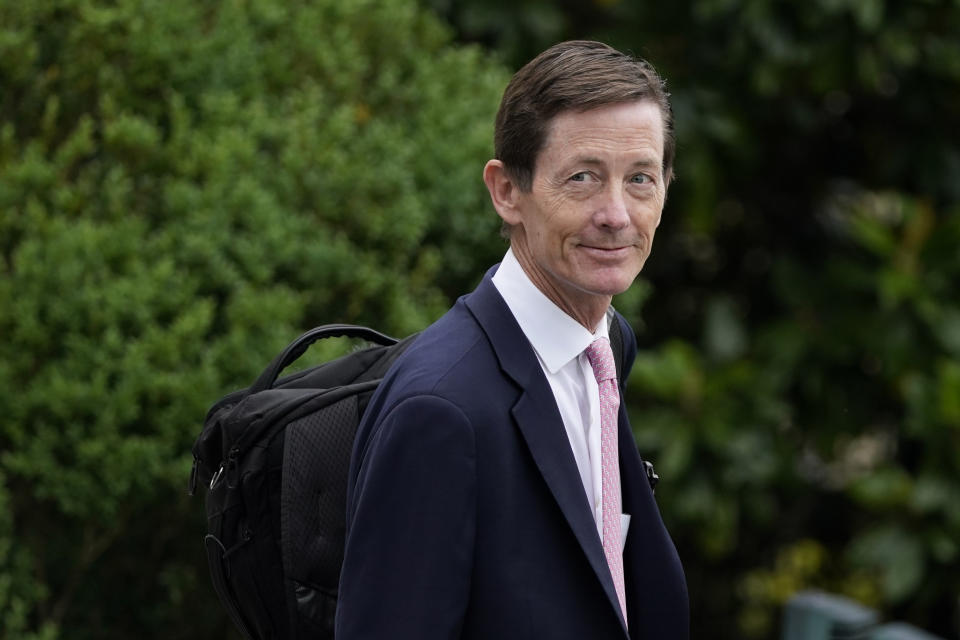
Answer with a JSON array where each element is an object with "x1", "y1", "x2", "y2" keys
[
  {"x1": 570, "y1": 172, "x2": 589, "y2": 182},
  {"x1": 630, "y1": 173, "x2": 650, "y2": 184}
]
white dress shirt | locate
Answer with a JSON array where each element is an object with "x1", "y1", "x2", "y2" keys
[{"x1": 492, "y1": 248, "x2": 615, "y2": 543}]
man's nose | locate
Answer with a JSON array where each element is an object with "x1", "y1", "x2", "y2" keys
[{"x1": 593, "y1": 185, "x2": 631, "y2": 229}]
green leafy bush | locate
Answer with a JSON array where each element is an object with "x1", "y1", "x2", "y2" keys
[
  {"x1": 626, "y1": 192, "x2": 960, "y2": 638},
  {"x1": 0, "y1": 0, "x2": 507, "y2": 637}
]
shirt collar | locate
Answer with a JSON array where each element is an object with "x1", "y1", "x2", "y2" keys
[{"x1": 492, "y1": 248, "x2": 609, "y2": 374}]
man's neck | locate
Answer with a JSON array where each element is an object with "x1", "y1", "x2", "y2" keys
[{"x1": 509, "y1": 240, "x2": 611, "y2": 332}]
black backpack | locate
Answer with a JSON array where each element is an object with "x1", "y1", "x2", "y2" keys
[
  {"x1": 188, "y1": 324, "x2": 417, "y2": 639},
  {"x1": 188, "y1": 319, "x2": 652, "y2": 640}
]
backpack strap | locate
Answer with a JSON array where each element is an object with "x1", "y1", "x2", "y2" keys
[
  {"x1": 251, "y1": 324, "x2": 399, "y2": 393},
  {"x1": 607, "y1": 309, "x2": 624, "y2": 383},
  {"x1": 606, "y1": 308, "x2": 659, "y2": 494}
]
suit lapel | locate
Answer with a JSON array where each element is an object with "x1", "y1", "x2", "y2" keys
[{"x1": 465, "y1": 270, "x2": 629, "y2": 635}]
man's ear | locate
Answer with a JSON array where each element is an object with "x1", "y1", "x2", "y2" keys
[{"x1": 483, "y1": 159, "x2": 523, "y2": 227}]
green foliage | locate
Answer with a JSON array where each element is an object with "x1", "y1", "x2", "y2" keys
[
  {"x1": 0, "y1": 0, "x2": 507, "y2": 637},
  {"x1": 628, "y1": 192, "x2": 960, "y2": 638}
]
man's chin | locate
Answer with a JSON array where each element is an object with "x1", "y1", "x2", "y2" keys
[
  {"x1": 584, "y1": 268, "x2": 642, "y2": 297},
  {"x1": 575, "y1": 280, "x2": 637, "y2": 300}
]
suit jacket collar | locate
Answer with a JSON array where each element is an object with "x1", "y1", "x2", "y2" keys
[{"x1": 464, "y1": 267, "x2": 630, "y2": 636}]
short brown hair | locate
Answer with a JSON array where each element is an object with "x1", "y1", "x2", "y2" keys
[{"x1": 494, "y1": 40, "x2": 674, "y2": 192}]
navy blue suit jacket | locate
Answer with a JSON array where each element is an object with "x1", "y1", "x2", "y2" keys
[{"x1": 336, "y1": 268, "x2": 689, "y2": 639}]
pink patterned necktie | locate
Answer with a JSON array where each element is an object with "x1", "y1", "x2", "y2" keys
[{"x1": 584, "y1": 337, "x2": 628, "y2": 627}]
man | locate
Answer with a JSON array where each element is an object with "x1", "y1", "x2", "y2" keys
[{"x1": 336, "y1": 40, "x2": 689, "y2": 639}]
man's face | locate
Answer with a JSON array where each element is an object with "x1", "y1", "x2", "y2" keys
[{"x1": 510, "y1": 100, "x2": 667, "y2": 314}]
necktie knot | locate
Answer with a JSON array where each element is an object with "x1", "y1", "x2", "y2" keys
[{"x1": 584, "y1": 337, "x2": 617, "y2": 383}]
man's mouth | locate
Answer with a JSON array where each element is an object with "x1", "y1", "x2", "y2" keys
[{"x1": 579, "y1": 244, "x2": 634, "y2": 258}]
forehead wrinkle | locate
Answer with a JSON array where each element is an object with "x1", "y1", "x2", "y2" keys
[{"x1": 551, "y1": 130, "x2": 663, "y2": 159}]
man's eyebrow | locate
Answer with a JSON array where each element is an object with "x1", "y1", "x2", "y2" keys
[
  {"x1": 628, "y1": 157, "x2": 661, "y2": 169},
  {"x1": 567, "y1": 156, "x2": 661, "y2": 169}
]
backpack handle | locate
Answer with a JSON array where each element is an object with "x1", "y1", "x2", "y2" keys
[{"x1": 251, "y1": 324, "x2": 399, "y2": 393}]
